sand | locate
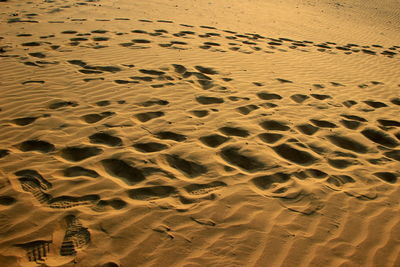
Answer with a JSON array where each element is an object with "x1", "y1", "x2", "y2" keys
[{"x1": 0, "y1": 0, "x2": 400, "y2": 266}]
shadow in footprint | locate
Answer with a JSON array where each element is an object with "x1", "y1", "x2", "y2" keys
[
  {"x1": 101, "y1": 159, "x2": 145, "y2": 185},
  {"x1": 60, "y1": 146, "x2": 102, "y2": 162},
  {"x1": 64, "y1": 166, "x2": 99, "y2": 178},
  {"x1": 133, "y1": 142, "x2": 168, "y2": 152},
  {"x1": 220, "y1": 146, "x2": 265, "y2": 172},
  {"x1": 260, "y1": 120, "x2": 290, "y2": 131},
  {"x1": 89, "y1": 132, "x2": 122, "y2": 147},
  {"x1": 199, "y1": 134, "x2": 229, "y2": 148},
  {"x1": 272, "y1": 144, "x2": 317, "y2": 166},
  {"x1": 196, "y1": 96, "x2": 224, "y2": 104},
  {"x1": 166, "y1": 154, "x2": 207, "y2": 178},
  {"x1": 12, "y1": 117, "x2": 38, "y2": 126},
  {"x1": 127, "y1": 186, "x2": 177, "y2": 200},
  {"x1": 19, "y1": 140, "x2": 55, "y2": 153},
  {"x1": 134, "y1": 111, "x2": 164, "y2": 122},
  {"x1": 219, "y1": 126, "x2": 250, "y2": 137},
  {"x1": 361, "y1": 128, "x2": 398, "y2": 148},
  {"x1": 327, "y1": 135, "x2": 368, "y2": 153},
  {"x1": 154, "y1": 131, "x2": 187, "y2": 142},
  {"x1": 373, "y1": 172, "x2": 397, "y2": 184}
]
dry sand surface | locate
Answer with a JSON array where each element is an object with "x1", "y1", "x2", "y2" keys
[{"x1": 1, "y1": 0, "x2": 400, "y2": 266}]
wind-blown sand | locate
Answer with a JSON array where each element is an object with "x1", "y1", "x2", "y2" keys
[{"x1": 1, "y1": 0, "x2": 400, "y2": 266}]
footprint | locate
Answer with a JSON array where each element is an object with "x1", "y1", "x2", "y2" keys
[
  {"x1": 140, "y1": 99, "x2": 169, "y2": 107},
  {"x1": 259, "y1": 120, "x2": 290, "y2": 131},
  {"x1": 340, "y1": 114, "x2": 367, "y2": 122},
  {"x1": 363, "y1": 100, "x2": 387, "y2": 108},
  {"x1": 272, "y1": 144, "x2": 317, "y2": 166},
  {"x1": 199, "y1": 134, "x2": 229, "y2": 147},
  {"x1": 29, "y1": 52, "x2": 46, "y2": 58},
  {"x1": 327, "y1": 159, "x2": 356, "y2": 169},
  {"x1": 191, "y1": 110, "x2": 209, "y2": 117},
  {"x1": 16, "y1": 241, "x2": 51, "y2": 263},
  {"x1": 22, "y1": 42, "x2": 41, "y2": 47},
  {"x1": 60, "y1": 146, "x2": 102, "y2": 162},
  {"x1": 172, "y1": 64, "x2": 187, "y2": 74},
  {"x1": 133, "y1": 142, "x2": 168, "y2": 152},
  {"x1": 390, "y1": 98, "x2": 400, "y2": 106},
  {"x1": 81, "y1": 112, "x2": 114, "y2": 123},
  {"x1": 165, "y1": 154, "x2": 207, "y2": 178},
  {"x1": 127, "y1": 186, "x2": 177, "y2": 200},
  {"x1": 92, "y1": 37, "x2": 109, "y2": 41},
  {"x1": 197, "y1": 79, "x2": 214, "y2": 89},
  {"x1": 252, "y1": 172, "x2": 291, "y2": 190},
  {"x1": 154, "y1": 131, "x2": 187, "y2": 142},
  {"x1": 219, "y1": 146, "x2": 265, "y2": 172},
  {"x1": 194, "y1": 66, "x2": 218, "y2": 75},
  {"x1": 101, "y1": 159, "x2": 145, "y2": 185},
  {"x1": 0, "y1": 196, "x2": 16, "y2": 206},
  {"x1": 219, "y1": 126, "x2": 250, "y2": 137},
  {"x1": 296, "y1": 123, "x2": 319, "y2": 135},
  {"x1": 361, "y1": 128, "x2": 398, "y2": 148},
  {"x1": 343, "y1": 100, "x2": 357, "y2": 107},
  {"x1": 48, "y1": 195, "x2": 100, "y2": 209},
  {"x1": 326, "y1": 135, "x2": 368, "y2": 153},
  {"x1": 196, "y1": 96, "x2": 224, "y2": 104},
  {"x1": 257, "y1": 92, "x2": 282, "y2": 100},
  {"x1": 89, "y1": 132, "x2": 122, "y2": 147},
  {"x1": 96, "y1": 198, "x2": 127, "y2": 211},
  {"x1": 0, "y1": 149, "x2": 10, "y2": 158},
  {"x1": 49, "y1": 101, "x2": 78, "y2": 109},
  {"x1": 132, "y1": 39, "x2": 151, "y2": 44},
  {"x1": 377, "y1": 119, "x2": 400, "y2": 127},
  {"x1": 139, "y1": 69, "x2": 165, "y2": 76},
  {"x1": 60, "y1": 215, "x2": 91, "y2": 256},
  {"x1": 276, "y1": 78, "x2": 293, "y2": 83},
  {"x1": 184, "y1": 181, "x2": 227, "y2": 195},
  {"x1": 15, "y1": 169, "x2": 52, "y2": 189},
  {"x1": 340, "y1": 120, "x2": 361, "y2": 130},
  {"x1": 310, "y1": 119, "x2": 337, "y2": 128},
  {"x1": 258, "y1": 133, "x2": 283, "y2": 144},
  {"x1": 310, "y1": 94, "x2": 331, "y2": 100},
  {"x1": 290, "y1": 94, "x2": 309, "y2": 103},
  {"x1": 12, "y1": 116, "x2": 38, "y2": 126},
  {"x1": 326, "y1": 175, "x2": 355, "y2": 187},
  {"x1": 63, "y1": 166, "x2": 99, "y2": 178},
  {"x1": 19, "y1": 140, "x2": 55, "y2": 153},
  {"x1": 18, "y1": 177, "x2": 51, "y2": 204},
  {"x1": 96, "y1": 100, "x2": 111, "y2": 107},
  {"x1": 134, "y1": 111, "x2": 164, "y2": 122},
  {"x1": 236, "y1": 104, "x2": 259, "y2": 115},
  {"x1": 373, "y1": 172, "x2": 397, "y2": 184},
  {"x1": 384, "y1": 150, "x2": 400, "y2": 161}
]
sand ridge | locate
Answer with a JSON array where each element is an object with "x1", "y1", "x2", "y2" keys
[{"x1": 1, "y1": 0, "x2": 400, "y2": 266}]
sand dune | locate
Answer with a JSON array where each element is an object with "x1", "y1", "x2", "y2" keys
[{"x1": 0, "y1": 0, "x2": 400, "y2": 266}]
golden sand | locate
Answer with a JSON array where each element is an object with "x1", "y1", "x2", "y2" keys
[{"x1": 0, "y1": 0, "x2": 399, "y2": 266}]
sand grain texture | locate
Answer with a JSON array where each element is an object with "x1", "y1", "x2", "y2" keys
[{"x1": 1, "y1": 0, "x2": 400, "y2": 266}]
